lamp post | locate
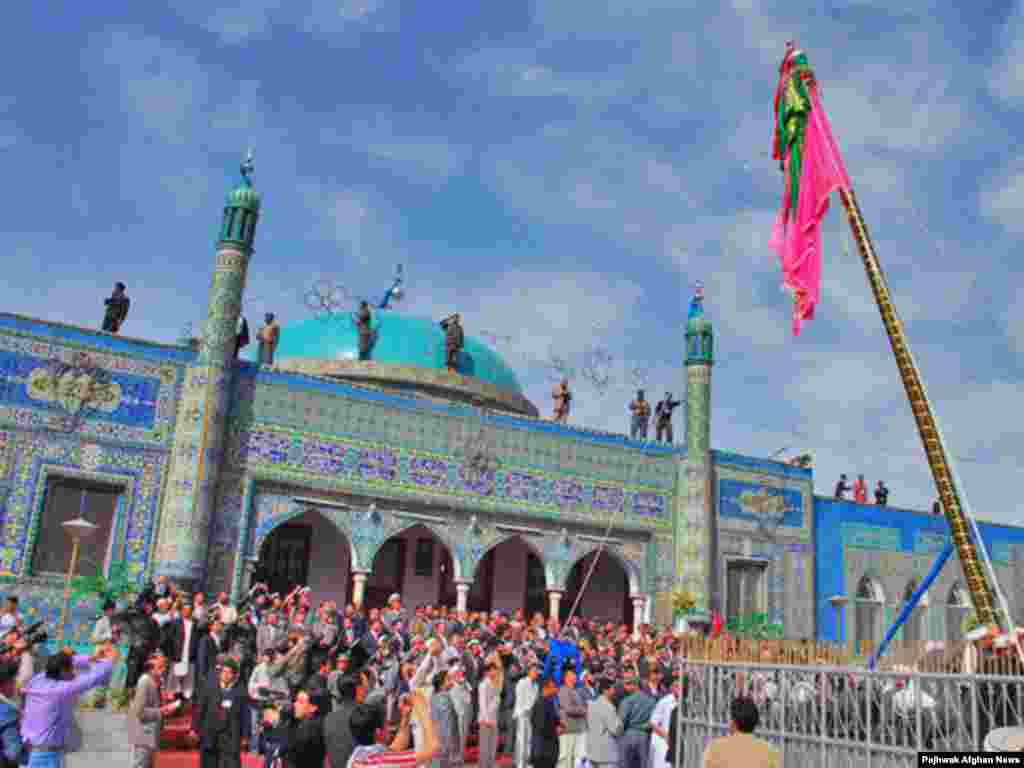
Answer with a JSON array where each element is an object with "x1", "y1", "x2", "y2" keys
[
  {"x1": 58, "y1": 514, "x2": 99, "y2": 647},
  {"x1": 829, "y1": 594, "x2": 849, "y2": 651}
]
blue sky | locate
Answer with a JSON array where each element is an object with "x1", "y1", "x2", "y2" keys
[{"x1": 2, "y1": 0, "x2": 1022, "y2": 525}]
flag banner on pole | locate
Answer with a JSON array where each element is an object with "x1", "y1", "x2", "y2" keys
[{"x1": 770, "y1": 43, "x2": 851, "y2": 335}]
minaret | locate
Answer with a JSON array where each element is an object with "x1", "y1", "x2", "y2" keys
[
  {"x1": 677, "y1": 284, "x2": 714, "y2": 615},
  {"x1": 154, "y1": 154, "x2": 260, "y2": 589}
]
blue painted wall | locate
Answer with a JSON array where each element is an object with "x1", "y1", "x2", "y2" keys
[{"x1": 814, "y1": 497, "x2": 1024, "y2": 643}]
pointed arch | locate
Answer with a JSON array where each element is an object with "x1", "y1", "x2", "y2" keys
[
  {"x1": 255, "y1": 502, "x2": 358, "y2": 566},
  {"x1": 902, "y1": 578, "x2": 927, "y2": 647},
  {"x1": 257, "y1": 506, "x2": 354, "y2": 608},
  {"x1": 559, "y1": 543, "x2": 642, "y2": 595},
  {"x1": 946, "y1": 580, "x2": 970, "y2": 643},
  {"x1": 854, "y1": 574, "x2": 884, "y2": 654},
  {"x1": 561, "y1": 546, "x2": 638, "y2": 626},
  {"x1": 364, "y1": 522, "x2": 459, "y2": 610},
  {"x1": 471, "y1": 533, "x2": 548, "y2": 586}
]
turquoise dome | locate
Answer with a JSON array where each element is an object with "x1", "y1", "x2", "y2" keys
[{"x1": 262, "y1": 313, "x2": 525, "y2": 394}]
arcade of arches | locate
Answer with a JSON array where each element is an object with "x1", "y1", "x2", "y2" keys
[{"x1": 257, "y1": 510, "x2": 643, "y2": 627}]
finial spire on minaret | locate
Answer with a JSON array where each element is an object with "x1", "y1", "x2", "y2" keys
[
  {"x1": 688, "y1": 281, "x2": 705, "y2": 320},
  {"x1": 241, "y1": 147, "x2": 255, "y2": 187}
]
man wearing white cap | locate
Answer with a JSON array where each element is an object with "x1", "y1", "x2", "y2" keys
[{"x1": 384, "y1": 594, "x2": 406, "y2": 630}]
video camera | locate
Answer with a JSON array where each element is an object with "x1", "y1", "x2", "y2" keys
[{"x1": 0, "y1": 622, "x2": 48, "y2": 657}]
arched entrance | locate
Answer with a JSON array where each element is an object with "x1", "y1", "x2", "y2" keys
[
  {"x1": 562, "y1": 551, "x2": 632, "y2": 626},
  {"x1": 471, "y1": 536, "x2": 547, "y2": 615},
  {"x1": 366, "y1": 524, "x2": 456, "y2": 609},
  {"x1": 854, "y1": 575, "x2": 884, "y2": 655},
  {"x1": 258, "y1": 508, "x2": 352, "y2": 607}
]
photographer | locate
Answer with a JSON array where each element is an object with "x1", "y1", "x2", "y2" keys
[
  {"x1": 349, "y1": 690, "x2": 439, "y2": 768},
  {"x1": 1, "y1": 625, "x2": 46, "y2": 699},
  {"x1": 0, "y1": 661, "x2": 25, "y2": 768},
  {"x1": 262, "y1": 688, "x2": 327, "y2": 768},
  {"x1": 21, "y1": 645, "x2": 117, "y2": 762}
]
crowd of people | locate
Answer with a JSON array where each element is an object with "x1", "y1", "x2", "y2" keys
[
  {"x1": 0, "y1": 578, "x2": 792, "y2": 768},
  {"x1": 7, "y1": 573, "x2": 1023, "y2": 767}
]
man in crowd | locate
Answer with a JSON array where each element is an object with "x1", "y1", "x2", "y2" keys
[
  {"x1": 430, "y1": 670, "x2": 462, "y2": 768},
  {"x1": 349, "y1": 689, "x2": 439, "y2": 768},
  {"x1": 129, "y1": 653, "x2": 182, "y2": 768},
  {"x1": 586, "y1": 679, "x2": 622, "y2": 768},
  {"x1": 264, "y1": 688, "x2": 327, "y2": 768},
  {"x1": 196, "y1": 658, "x2": 246, "y2": 768},
  {"x1": 478, "y1": 661, "x2": 502, "y2": 768},
  {"x1": 701, "y1": 695, "x2": 779, "y2": 768},
  {"x1": 557, "y1": 668, "x2": 587, "y2": 768},
  {"x1": 530, "y1": 676, "x2": 561, "y2": 768},
  {"x1": 21, "y1": 646, "x2": 117, "y2": 767},
  {"x1": 325, "y1": 672, "x2": 366, "y2": 768},
  {"x1": 0, "y1": 662, "x2": 25, "y2": 767},
  {"x1": 618, "y1": 674, "x2": 656, "y2": 768},
  {"x1": 514, "y1": 663, "x2": 541, "y2": 768}
]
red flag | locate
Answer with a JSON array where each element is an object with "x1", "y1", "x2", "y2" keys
[{"x1": 770, "y1": 43, "x2": 851, "y2": 335}]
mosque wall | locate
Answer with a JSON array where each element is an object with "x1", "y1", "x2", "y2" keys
[
  {"x1": 0, "y1": 315, "x2": 191, "y2": 644},
  {"x1": 815, "y1": 498, "x2": 1024, "y2": 649},
  {"x1": 211, "y1": 365, "x2": 676, "y2": 603},
  {"x1": 709, "y1": 451, "x2": 816, "y2": 640}
]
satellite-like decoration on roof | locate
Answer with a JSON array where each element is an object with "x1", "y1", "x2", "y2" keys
[
  {"x1": 302, "y1": 263, "x2": 406, "y2": 320},
  {"x1": 688, "y1": 281, "x2": 704, "y2": 319}
]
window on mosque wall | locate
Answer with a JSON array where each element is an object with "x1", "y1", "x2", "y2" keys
[
  {"x1": 31, "y1": 478, "x2": 119, "y2": 577},
  {"x1": 725, "y1": 559, "x2": 766, "y2": 625}
]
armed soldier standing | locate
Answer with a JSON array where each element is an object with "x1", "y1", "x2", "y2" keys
[{"x1": 654, "y1": 392, "x2": 681, "y2": 444}]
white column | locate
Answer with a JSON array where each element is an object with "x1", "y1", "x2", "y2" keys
[
  {"x1": 632, "y1": 596, "x2": 647, "y2": 636},
  {"x1": 643, "y1": 595, "x2": 653, "y2": 625},
  {"x1": 548, "y1": 590, "x2": 563, "y2": 621},
  {"x1": 352, "y1": 571, "x2": 369, "y2": 607},
  {"x1": 455, "y1": 581, "x2": 471, "y2": 613}
]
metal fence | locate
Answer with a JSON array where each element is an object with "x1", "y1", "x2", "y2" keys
[{"x1": 673, "y1": 661, "x2": 1024, "y2": 767}]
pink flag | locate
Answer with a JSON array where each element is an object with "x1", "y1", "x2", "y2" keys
[{"x1": 770, "y1": 46, "x2": 851, "y2": 335}]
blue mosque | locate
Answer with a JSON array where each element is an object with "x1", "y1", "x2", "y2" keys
[{"x1": 0, "y1": 165, "x2": 1022, "y2": 651}]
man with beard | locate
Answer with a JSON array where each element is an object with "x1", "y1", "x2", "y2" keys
[
  {"x1": 197, "y1": 658, "x2": 246, "y2": 768},
  {"x1": 618, "y1": 674, "x2": 656, "y2": 768}
]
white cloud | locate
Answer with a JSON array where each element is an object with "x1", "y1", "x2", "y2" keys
[
  {"x1": 298, "y1": 182, "x2": 401, "y2": 268},
  {"x1": 989, "y1": 0, "x2": 1024, "y2": 107},
  {"x1": 323, "y1": 119, "x2": 464, "y2": 182},
  {"x1": 95, "y1": 30, "x2": 207, "y2": 146},
  {"x1": 981, "y1": 164, "x2": 1024, "y2": 234}
]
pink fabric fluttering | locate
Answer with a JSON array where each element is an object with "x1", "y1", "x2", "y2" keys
[{"x1": 770, "y1": 86, "x2": 851, "y2": 336}]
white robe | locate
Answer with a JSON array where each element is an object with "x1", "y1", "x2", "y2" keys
[
  {"x1": 514, "y1": 677, "x2": 539, "y2": 768},
  {"x1": 648, "y1": 693, "x2": 677, "y2": 768}
]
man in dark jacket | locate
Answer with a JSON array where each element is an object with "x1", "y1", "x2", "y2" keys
[
  {"x1": 265, "y1": 688, "x2": 327, "y2": 768},
  {"x1": 324, "y1": 673, "x2": 366, "y2": 768},
  {"x1": 530, "y1": 676, "x2": 561, "y2": 768},
  {"x1": 197, "y1": 659, "x2": 246, "y2": 768}
]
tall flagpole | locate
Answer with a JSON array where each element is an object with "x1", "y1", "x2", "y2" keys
[
  {"x1": 837, "y1": 189, "x2": 1002, "y2": 630},
  {"x1": 771, "y1": 43, "x2": 1005, "y2": 634}
]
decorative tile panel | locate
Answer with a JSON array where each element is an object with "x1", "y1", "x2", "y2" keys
[
  {"x1": 841, "y1": 523, "x2": 902, "y2": 551},
  {"x1": 233, "y1": 424, "x2": 671, "y2": 524},
  {"x1": 0, "y1": 339, "x2": 182, "y2": 446}
]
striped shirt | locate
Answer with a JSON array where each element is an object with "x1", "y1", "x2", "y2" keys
[{"x1": 350, "y1": 744, "x2": 418, "y2": 768}]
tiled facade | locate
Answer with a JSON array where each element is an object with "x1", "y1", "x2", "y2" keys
[{"x1": 1, "y1": 176, "x2": 1018, "y2": 646}]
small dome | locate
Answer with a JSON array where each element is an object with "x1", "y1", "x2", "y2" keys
[{"x1": 227, "y1": 183, "x2": 261, "y2": 212}]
